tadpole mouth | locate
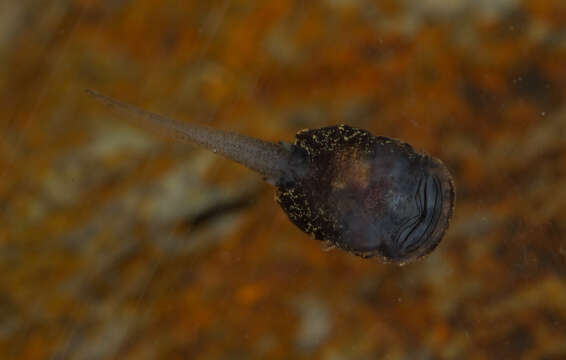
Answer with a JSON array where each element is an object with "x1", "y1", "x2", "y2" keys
[{"x1": 392, "y1": 159, "x2": 455, "y2": 262}]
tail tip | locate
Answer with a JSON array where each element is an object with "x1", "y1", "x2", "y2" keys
[{"x1": 84, "y1": 88, "x2": 97, "y2": 96}]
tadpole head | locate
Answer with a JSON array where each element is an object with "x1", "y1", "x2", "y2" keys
[{"x1": 275, "y1": 125, "x2": 455, "y2": 265}]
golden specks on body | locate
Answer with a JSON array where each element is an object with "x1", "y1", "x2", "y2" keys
[
  {"x1": 277, "y1": 124, "x2": 454, "y2": 264},
  {"x1": 85, "y1": 89, "x2": 454, "y2": 265}
]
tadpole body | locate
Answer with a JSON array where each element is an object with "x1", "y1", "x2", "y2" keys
[{"x1": 87, "y1": 89, "x2": 455, "y2": 265}]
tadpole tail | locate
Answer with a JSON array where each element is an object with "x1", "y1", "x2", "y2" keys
[{"x1": 85, "y1": 89, "x2": 294, "y2": 183}]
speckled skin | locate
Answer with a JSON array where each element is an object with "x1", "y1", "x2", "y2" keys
[
  {"x1": 86, "y1": 89, "x2": 454, "y2": 264},
  {"x1": 275, "y1": 125, "x2": 455, "y2": 264}
]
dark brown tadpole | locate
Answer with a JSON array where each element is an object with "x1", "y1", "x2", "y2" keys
[{"x1": 86, "y1": 89, "x2": 455, "y2": 265}]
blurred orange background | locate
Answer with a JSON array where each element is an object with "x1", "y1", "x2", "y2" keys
[{"x1": 1, "y1": 0, "x2": 566, "y2": 359}]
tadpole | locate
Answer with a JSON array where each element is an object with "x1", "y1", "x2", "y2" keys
[{"x1": 86, "y1": 89, "x2": 455, "y2": 265}]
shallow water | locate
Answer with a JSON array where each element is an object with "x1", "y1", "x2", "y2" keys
[{"x1": 1, "y1": 1, "x2": 565, "y2": 359}]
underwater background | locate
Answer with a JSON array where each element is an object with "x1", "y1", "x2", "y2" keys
[{"x1": 1, "y1": 0, "x2": 566, "y2": 359}]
